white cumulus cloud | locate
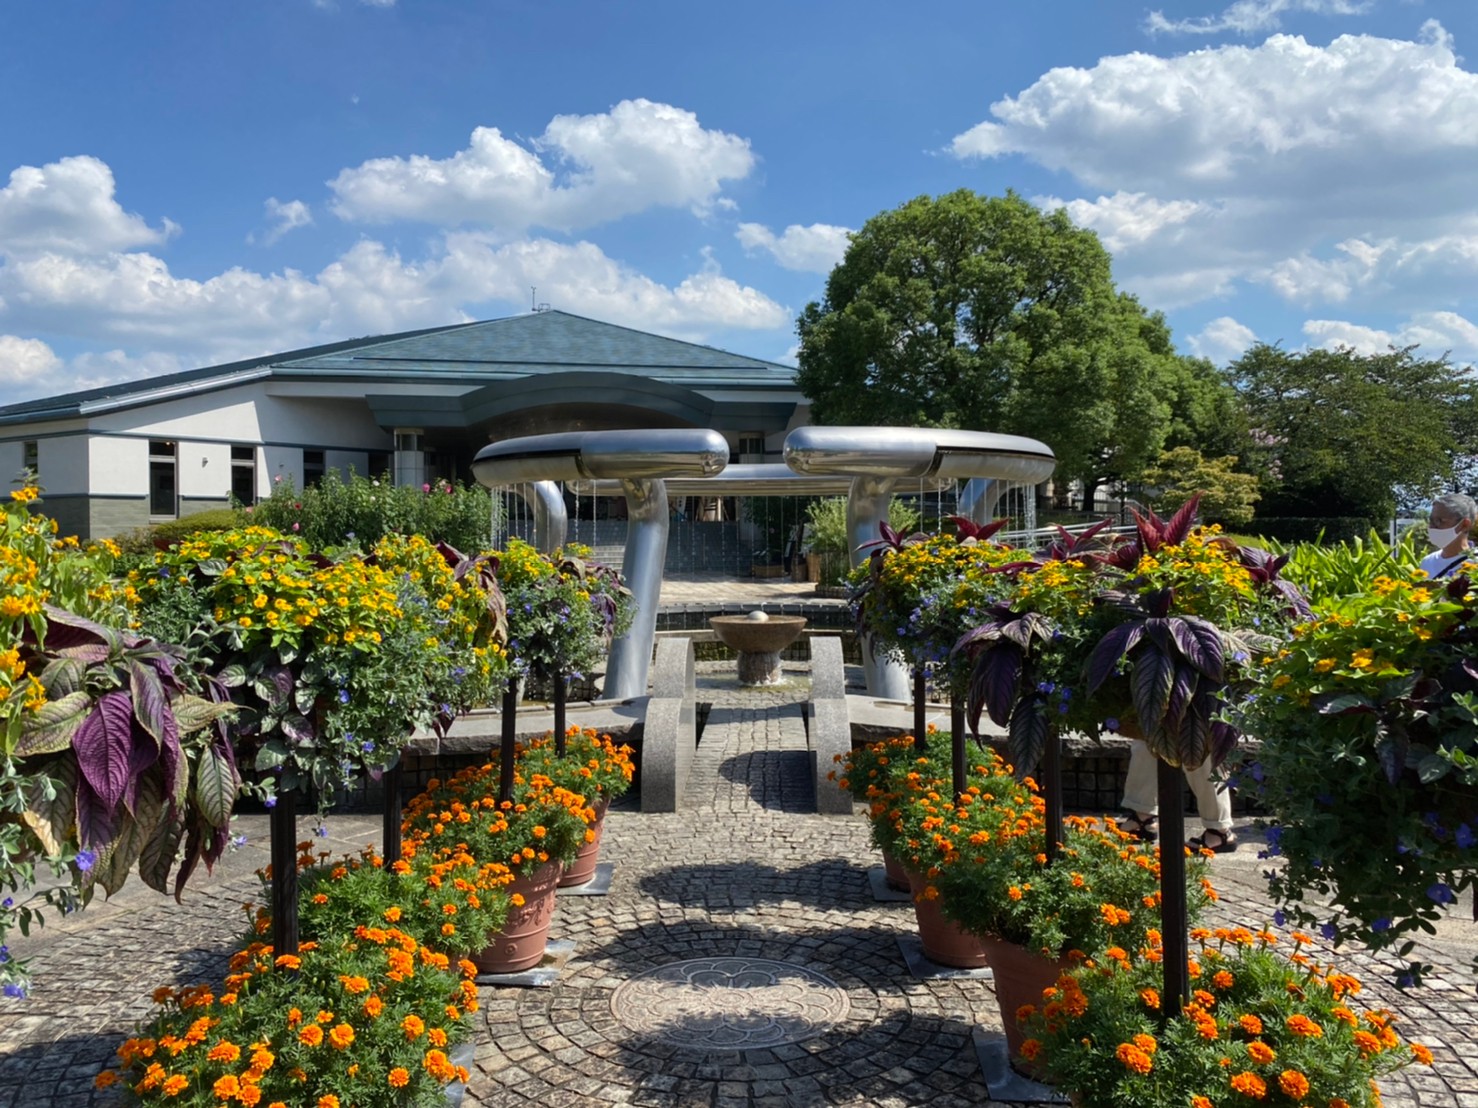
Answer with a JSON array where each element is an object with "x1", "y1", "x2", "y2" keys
[
  {"x1": 328, "y1": 99, "x2": 755, "y2": 234},
  {"x1": 1145, "y1": 0, "x2": 1373, "y2": 37},
  {"x1": 1187, "y1": 316, "x2": 1259, "y2": 364},
  {"x1": 0, "y1": 334, "x2": 63, "y2": 385},
  {"x1": 950, "y1": 24, "x2": 1478, "y2": 314},
  {"x1": 258, "y1": 198, "x2": 313, "y2": 245},
  {"x1": 1304, "y1": 310, "x2": 1478, "y2": 363},
  {"x1": 734, "y1": 222, "x2": 853, "y2": 273},
  {"x1": 0, "y1": 155, "x2": 176, "y2": 257},
  {"x1": 1034, "y1": 192, "x2": 1205, "y2": 254}
]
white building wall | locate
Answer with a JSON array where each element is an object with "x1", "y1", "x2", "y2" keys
[
  {"x1": 0, "y1": 441, "x2": 21, "y2": 483},
  {"x1": 37, "y1": 436, "x2": 90, "y2": 496},
  {"x1": 90, "y1": 438, "x2": 148, "y2": 496},
  {"x1": 181, "y1": 441, "x2": 233, "y2": 500}
]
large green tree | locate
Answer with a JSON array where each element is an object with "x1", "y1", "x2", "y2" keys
[
  {"x1": 1230, "y1": 343, "x2": 1475, "y2": 524},
  {"x1": 794, "y1": 189, "x2": 1198, "y2": 508}
]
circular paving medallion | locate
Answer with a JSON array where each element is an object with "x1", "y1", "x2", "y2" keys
[{"x1": 610, "y1": 957, "x2": 851, "y2": 1049}]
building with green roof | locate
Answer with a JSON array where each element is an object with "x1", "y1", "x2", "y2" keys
[{"x1": 0, "y1": 310, "x2": 806, "y2": 539}]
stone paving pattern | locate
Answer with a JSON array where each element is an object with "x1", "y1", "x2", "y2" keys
[{"x1": 3, "y1": 656, "x2": 1477, "y2": 1106}]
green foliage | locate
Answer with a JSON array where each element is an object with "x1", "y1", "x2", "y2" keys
[
  {"x1": 250, "y1": 469, "x2": 495, "y2": 554},
  {"x1": 106, "y1": 930, "x2": 476, "y2": 1105},
  {"x1": 113, "y1": 509, "x2": 245, "y2": 556},
  {"x1": 806, "y1": 496, "x2": 920, "y2": 585},
  {"x1": 129, "y1": 527, "x2": 510, "y2": 808},
  {"x1": 1142, "y1": 447, "x2": 1260, "y2": 528},
  {"x1": 494, "y1": 540, "x2": 634, "y2": 685},
  {"x1": 1235, "y1": 569, "x2": 1478, "y2": 979},
  {"x1": 1274, "y1": 530, "x2": 1422, "y2": 606},
  {"x1": 1252, "y1": 516, "x2": 1379, "y2": 545},
  {"x1": 2, "y1": 484, "x2": 229, "y2": 998},
  {"x1": 1021, "y1": 930, "x2": 1422, "y2": 1107},
  {"x1": 794, "y1": 189, "x2": 1204, "y2": 506},
  {"x1": 1231, "y1": 343, "x2": 1474, "y2": 524}
]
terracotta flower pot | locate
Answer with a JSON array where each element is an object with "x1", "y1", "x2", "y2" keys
[
  {"x1": 881, "y1": 847, "x2": 911, "y2": 892},
  {"x1": 976, "y1": 933, "x2": 1073, "y2": 1072},
  {"x1": 558, "y1": 798, "x2": 609, "y2": 888},
  {"x1": 903, "y1": 866, "x2": 989, "y2": 968},
  {"x1": 472, "y1": 859, "x2": 563, "y2": 974}
]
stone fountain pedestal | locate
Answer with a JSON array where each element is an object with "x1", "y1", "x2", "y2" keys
[{"x1": 709, "y1": 611, "x2": 808, "y2": 686}]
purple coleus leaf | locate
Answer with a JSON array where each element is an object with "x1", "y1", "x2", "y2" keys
[
  {"x1": 127, "y1": 658, "x2": 170, "y2": 748},
  {"x1": 1008, "y1": 698, "x2": 1050, "y2": 781},
  {"x1": 1131, "y1": 647, "x2": 1176, "y2": 739},
  {"x1": 73, "y1": 690, "x2": 145, "y2": 811},
  {"x1": 1085, "y1": 623, "x2": 1145, "y2": 694},
  {"x1": 968, "y1": 643, "x2": 1024, "y2": 729},
  {"x1": 121, "y1": 721, "x2": 162, "y2": 816},
  {"x1": 1170, "y1": 617, "x2": 1224, "y2": 683},
  {"x1": 73, "y1": 775, "x2": 117, "y2": 852}
]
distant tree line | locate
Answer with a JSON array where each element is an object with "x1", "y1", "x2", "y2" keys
[{"x1": 795, "y1": 189, "x2": 1477, "y2": 535}]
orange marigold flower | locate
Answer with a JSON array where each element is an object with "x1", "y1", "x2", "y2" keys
[
  {"x1": 298, "y1": 1024, "x2": 324, "y2": 1047},
  {"x1": 1287, "y1": 1014, "x2": 1323, "y2": 1039},
  {"x1": 1191, "y1": 1098, "x2": 1213, "y2": 1108},
  {"x1": 1115, "y1": 1042, "x2": 1153, "y2": 1075},
  {"x1": 1247, "y1": 1041, "x2": 1276, "y2": 1064},
  {"x1": 389, "y1": 1067, "x2": 411, "y2": 1088},
  {"x1": 1278, "y1": 1070, "x2": 1310, "y2": 1099},
  {"x1": 1132, "y1": 1033, "x2": 1157, "y2": 1055},
  {"x1": 1353, "y1": 1030, "x2": 1382, "y2": 1058},
  {"x1": 162, "y1": 1074, "x2": 189, "y2": 1097},
  {"x1": 213, "y1": 1075, "x2": 241, "y2": 1099},
  {"x1": 1139, "y1": 987, "x2": 1161, "y2": 1010},
  {"x1": 364, "y1": 996, "x2": 383, "y2": 1018},
  {"x1": 1229, "y1": 1071, "x2": 1267, "y2": 1099},
  {"x1": 318, "y1": 1097, "x2": 340, "y2": 1108},
  {"x1": 1239, "y1": 1014, "x2": 1263, "y2": 1035},
  {"x1": 328, "y1": 1023, "x2": 355, "y2": 1050},
  {"x1": 402, "y1": 1014, "x2": 426, "y2": 1040},
  {"x1": 1018, "y1": 1039, "x2": 1043, "y2": 1061},
  {"x1": 93, "y1": 1071, "x2": 119, "y2": 1090},
  {"x1": 1412, "y1": 1043, "x2": 1434, "y2": 1066},
  {"x1": 1212, "y1": 970, "x2": 1234, "y2": 990},
  {"x1": 384, "y1": 906, "x2": 402, "y2": 922}
]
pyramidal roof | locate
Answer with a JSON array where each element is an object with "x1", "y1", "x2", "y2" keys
[{"x1": 0, "y1": 311, "x2": 799, "y2": 424}]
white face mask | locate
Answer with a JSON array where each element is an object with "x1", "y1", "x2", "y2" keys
[{"x1": 1429, "y1": 524, "x2": 1463, "y2": 549}]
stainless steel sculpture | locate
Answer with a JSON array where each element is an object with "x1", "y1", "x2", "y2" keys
[
  {"x1": 784, "y1": 427, "x2": 1056, "y2": 698},
  {"x1": 472, "y1": 429, "x2": 729, "y2": 701}
]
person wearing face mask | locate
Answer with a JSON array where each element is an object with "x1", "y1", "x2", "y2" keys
[{"x1": 1419, "y1": 493, "x2": 1476, "y2": 580}]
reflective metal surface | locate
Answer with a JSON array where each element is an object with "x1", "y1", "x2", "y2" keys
[
  {"x1": 602, "y1": 477, "x2": 668, "y2": 701},
  {"x1": 473, "y1": 428, "x2": 730, "y2": 485},
  {"x1": 515, "y1": 480, "x2": 568, "y2": 553},
  {"x1": 568, "y1": 464, "x2": 951, "y2": 499},
  {"x1": 784, "y1": 426, "x2": 1055, "y2": 484}
]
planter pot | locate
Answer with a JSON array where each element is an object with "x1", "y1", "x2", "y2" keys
[
  {"x1": 976, "y1": 933, "x2": 1073, "y2": 1072},
  {"x1": 471, "y1": 859, "x2": 563, "y2": 974},
  {"x1": 558, "y1": 798, "x2": 609, "y2": 888},
  {"x1": 903, "y1": 866, "x2": 989, "y2": 969},
  {"x1": 881, "y1": 847, "x2": 911, "y2": 892}
]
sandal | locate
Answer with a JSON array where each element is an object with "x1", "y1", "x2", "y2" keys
[
  {"x1": 1116, "y1": 812, "x2": 1158, "y2": 843},
  {"x1": 1189, "y1": 829, "x2": 1239, "y2": 854}
]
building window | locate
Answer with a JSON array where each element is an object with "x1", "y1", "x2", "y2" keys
[
  {"x1": 231, "y1": 445, "x2": 256, "y2": 506},
  {"x1": 738, "y1": 434, "x2": 766, "y2": 462},
  {"x1": 148, "y1": 440, "x2": 177, "y2": 518},
  {"x1": 303, "y1": 449, "x2": 326, "y2": 487},
  {"x1": 22, "y1": 440, "x2": 37, "y2": 475},
  {"x1": 367, "y1": 451, "x2": 392, "y2": 480}
]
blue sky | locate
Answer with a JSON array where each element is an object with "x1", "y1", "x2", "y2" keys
[{"x1": 2, "y1": 0, "x2": 1476, "y2": 399}]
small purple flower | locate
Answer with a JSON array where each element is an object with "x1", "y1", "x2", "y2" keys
[
  {"x1": 264, "y1": 795, "x2": 278, "y2": 809},
  {"x1": 1372, "y1": 917, "x2": 1392, "y2": 932},
  {"x1": 0, "y1": 945, "x2": 9, "y2": 964},
  {"x1": 2, "y1": 983, "x2": 25, "y2": 998},
  {"x1": 1263, "y1": 825, "x2": 1283, "y2": 856},
  {"x1": 338, "y1": 689, "x2": 350, "y2": 704},
  {"x1": 1320, "y1": 922, "x2": 1338, "y2": 941},
  {"x1": 1249, "y1": 761, "x2": 1265, "y2": 784},
  {"x1": 158, "y1": 566, "x2": 171, "y2": 577},
  {"x1": 230, "y1": 834, "x2": 248, "y2": 849},
  {"x1": 1037, "y1": 681, "x2": 1056, "y2": 695},
  {"x1": 1273, "y1": 910, "x2": 1286, "y2": 926},
  {"x1": 361, "y1": 740, "x2": 375, "y2": 753},
  {"x1": 315, "y1": 824, "x2": 328, "y2": 838},
  {"x1": 1104, "y1": 718, "x2": 1120, "y2": 732},
  {"x1": 1397, "y1": 970, "x2": 1418, "y2": 989},
  {"x1": 1427, "y1": 882, "x2": 1456, "y2": 905},
  {"x1": 74, "y1": 850, "x2": 96, "y2": 872},
  {"x1": 1, "y1": 897, "x2": 11, "y2": 909},
  {"x1": 1457, "y1": 824, "x2": 1475, "y2": 850}
]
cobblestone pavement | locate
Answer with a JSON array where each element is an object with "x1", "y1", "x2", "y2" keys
[{"x1": 3, "y1": 662, "x2": 1476, "y2": 1107}]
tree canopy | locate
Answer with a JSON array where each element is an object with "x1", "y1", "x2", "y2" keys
[
  {"x1": 794, "y1": 189, "x2": 1217, "y2": 507},
  {"x1": 1229, "y1": 343, "x2": 1476, "y2": 524}
]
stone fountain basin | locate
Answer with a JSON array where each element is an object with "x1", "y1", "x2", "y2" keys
[{"x1": 709, "y1": 615, "x2": 807, "y2": 654}]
